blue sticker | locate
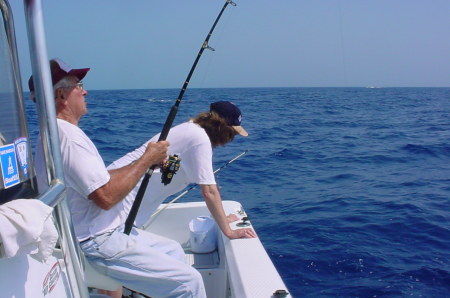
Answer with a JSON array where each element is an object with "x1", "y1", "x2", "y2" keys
[
  {"x1": 14, "y1": 137, "x2": 29, "y2": 179},
  {"x1": 0, "y1": 143, "x2": 20, "y2": 188}
]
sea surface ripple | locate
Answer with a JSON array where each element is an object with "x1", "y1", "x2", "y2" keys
[{"x1": 26, "y1": 87, "x2": 450, "y2": 297}]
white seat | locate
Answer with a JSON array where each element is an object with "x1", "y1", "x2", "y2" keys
[
  {"x1": 84, "y1": 258, "x2": 121, "y2": 291},
  {"x1": 53, "y1": 248, "x2": 121, "y2": 291}
]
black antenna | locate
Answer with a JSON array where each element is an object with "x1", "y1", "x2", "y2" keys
[{"x1": 124, "y1": 0, "x2": 236, "y2": 234}]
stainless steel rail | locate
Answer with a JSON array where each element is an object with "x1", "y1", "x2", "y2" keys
[{"x1": 23, "y1": 0, "x2": 89, "y2": 296}]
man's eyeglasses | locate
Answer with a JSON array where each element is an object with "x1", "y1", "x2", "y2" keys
[{"x1": 65, "y1": 81, "x2": 84, "y2": 90}]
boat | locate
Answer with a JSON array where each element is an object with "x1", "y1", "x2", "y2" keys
[{"x1": 0, "y1": 0, "x2": 291, "y2": 297}]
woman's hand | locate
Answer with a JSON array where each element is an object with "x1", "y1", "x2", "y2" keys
[
  {"x1": 226, "y1": 213, "x2": 240, "y2": 223},
  {"x1": 229, "y1": 227, "x2": 257, "y2": 239}
]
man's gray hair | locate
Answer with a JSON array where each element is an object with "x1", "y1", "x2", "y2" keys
[
  {"x1": 30, "y1": 76, "x2": 76, "y2": 102},
  {"x1": 53, "y1": 76, "x2": 75, "y2": 91}
]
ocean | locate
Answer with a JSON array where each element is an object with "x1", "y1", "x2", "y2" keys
[{"x1": 26, "y1": 87, "x2": 450, "y2": 297}]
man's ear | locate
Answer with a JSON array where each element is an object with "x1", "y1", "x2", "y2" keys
[{"x1": 55, "y1": 88, "x2": 65, "y2": 100}]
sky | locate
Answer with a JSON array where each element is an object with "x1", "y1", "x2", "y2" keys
[{"x1": 9, "y1": 0, "x2": 450, "y2": 90}]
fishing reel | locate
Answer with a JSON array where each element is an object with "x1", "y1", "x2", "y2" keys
[{"x1": 161, "y1": 154, "x2": 181, "y2": 185}]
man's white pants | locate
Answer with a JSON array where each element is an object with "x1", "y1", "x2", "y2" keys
[{"x1": 81, "y1": 226, "x2": 206, "y2": 298}]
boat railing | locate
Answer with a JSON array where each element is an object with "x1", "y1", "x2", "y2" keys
[{"x1": 24, "y1": 0, "x2": 90, "y2": 296}]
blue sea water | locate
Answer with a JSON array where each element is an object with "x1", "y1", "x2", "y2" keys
[{"x1": 26, "y1": 87, "x2": 450, "y2": 297}]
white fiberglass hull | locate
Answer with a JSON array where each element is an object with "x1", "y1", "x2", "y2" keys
[
  {"x1": 0, "y1": 254, "x2": 72, "y2": 298},
  {"x1": 144, "y1": 200, "x2": 291, "y2": 298}
]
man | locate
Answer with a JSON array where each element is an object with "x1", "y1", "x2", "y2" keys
[
  {"x1": 31, "y1": 58, "x2": 206, "y2": 297},
  {"x1": 108, "y1": 101, "x2": 257, "y2": 239}
]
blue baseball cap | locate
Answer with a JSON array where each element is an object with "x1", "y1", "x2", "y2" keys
[{"x1": 210, "y1": 101, "x2": 248, "y2": 136}]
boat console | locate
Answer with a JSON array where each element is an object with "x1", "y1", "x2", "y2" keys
[{"x1": 0, "y1": 0, "x2": 35, "y2": 204}]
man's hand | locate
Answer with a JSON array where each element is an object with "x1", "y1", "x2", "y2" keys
[{"x1": 143, "y1": 141, "x2": 169, "y2": 166}]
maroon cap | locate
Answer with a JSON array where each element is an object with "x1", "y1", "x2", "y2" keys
[{"x1": 28, "y1": 58, "x2": 90, "y2": 92}]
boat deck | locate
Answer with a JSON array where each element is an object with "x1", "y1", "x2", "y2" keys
[{"x1": 147, "y1": 200, "x2": 291, "y2": 298}]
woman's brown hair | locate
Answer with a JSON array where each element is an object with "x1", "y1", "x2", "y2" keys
[{"x1": 192, "y1": 111, "x2": 237, "y2": 148}]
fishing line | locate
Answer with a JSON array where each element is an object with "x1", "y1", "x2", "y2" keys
[
  {"x1": 141, "y1": 150, "x2": 248, "y2": 229},
  {"x1": 124, "y1": 0, "x2": 237, "y2": 235},
  {"x1": 337, "y1": 0, "x2": 349, "y2": 86}
]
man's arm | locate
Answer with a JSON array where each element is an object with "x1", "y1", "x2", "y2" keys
[
  {"x1": 89, "y1": 141, "x2": 169, "y2": 210},
  {"x1": 200, "y1": 184, "x2": 257, "y2": 239}
]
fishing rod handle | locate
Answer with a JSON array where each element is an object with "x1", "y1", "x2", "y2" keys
[{"x1": 124, "y1": 171, "x2": 152, "y2": 234}]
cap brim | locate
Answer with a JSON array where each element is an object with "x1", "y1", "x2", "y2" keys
[
  {"x1": 68, "y1": 68, "x2": 90, "y2": 81},
  {"x1": 233, "y1": 126, "x2": 248, "y2": 137}
]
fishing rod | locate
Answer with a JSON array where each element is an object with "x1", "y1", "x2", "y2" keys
[
  {"x1": 124, "y1": 0, "x2": 237, "y2": 235},
  {"x1": 141, "y1": 150, "x2": 248, "y2": 229}
]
